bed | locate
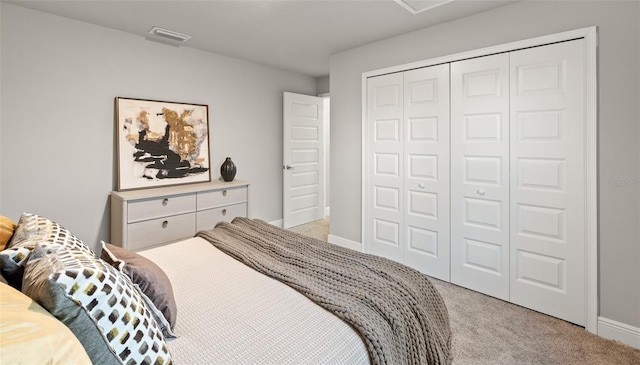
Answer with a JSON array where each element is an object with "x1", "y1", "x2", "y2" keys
[{"x1": 0, "y1": 213, "x2": 452, "y2": 364}]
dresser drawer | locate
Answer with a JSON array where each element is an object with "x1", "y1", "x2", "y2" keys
[
  {"x1": 127, "y1": 213, "x2": 196, "y2": 251},
  {"x1": 127, "y1": 193, "x2": 196, "y2": 223},
  {"x1": 196, "y1": 203, "x2": 247, "y2": 232},
  {"x1": 197, "y1": 187, "x2": 247, "y2": 210}
]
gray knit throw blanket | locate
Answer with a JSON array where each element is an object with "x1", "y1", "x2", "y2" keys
[{"x1": 197, "y1": 218, "x2": 452, "y2": 365}]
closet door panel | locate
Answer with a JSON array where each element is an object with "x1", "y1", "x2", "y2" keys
[
  {"x1": 403, "y1": 64, "x2": 450, "y2": 280},
  {"x1": 367, "y1": 73, "x2": 404, "y2": 262},
  {"x1": 509, "y1": 39, "x2": 585, "y2": 326},
  {"x1": 451, "y1": 54, "x2": 510, "y2": 300}
]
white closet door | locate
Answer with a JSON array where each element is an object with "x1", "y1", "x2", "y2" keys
[
  {"x1": 403, "y1": 65, "x2": 450, "y2": 280},
  {"x1": 367, "y1": 73, "x2": 404, "y2": 262},
  {"x1": 451, "y1": 54, "x2": 510, "y2": 300},
  {"x1": 509, "y1": 40, "x2": 585, "y2": 325}
]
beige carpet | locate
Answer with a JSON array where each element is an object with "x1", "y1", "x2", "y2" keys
[
  {"x1": 288, "y1": 218, "x2": 640, "y2": 365},
  {"x1": 288, "y1": 216, "x2": 330, "y2": 241}
]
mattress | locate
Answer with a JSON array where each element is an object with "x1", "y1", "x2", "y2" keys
[{"x1": 138, "y1": 237, "x2": 369, "y2": 364}]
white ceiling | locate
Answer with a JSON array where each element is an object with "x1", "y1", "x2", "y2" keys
[{"x1": 5, "y1": 0, "x2": 518, "y2": 77}]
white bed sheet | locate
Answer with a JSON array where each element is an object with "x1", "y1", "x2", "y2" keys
[{"x1": 138, "y1": 237, "x2": 370, "y2": 365}]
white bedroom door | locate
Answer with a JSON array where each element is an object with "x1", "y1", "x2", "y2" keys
[
  {"x1": 402, "y1": 64, "x2": 450, "y2": 280},
  {"x1": 366, "y1": 73, "x2": 405, "y2": 262},
  {"x1": 283, "y1": 92, "x2": 324, "y2": 229},
  {"x1": 450, "y1": 53, "x2": 511, "y2": 301},
  {"x1": 509, "y1": 39, "x2": 586, "y2": 326}
]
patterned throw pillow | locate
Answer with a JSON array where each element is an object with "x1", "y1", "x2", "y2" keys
[
  {"x1": 0, "y1": 246, "x2": 31, "y2": 289},
  {"x1": 7, "y1": 213, "x2": 95, "y2": 254},
  {"x1": 0, "y1": 213, "x2": 95, "y2": 289},
  {"x1": 22, "y1": 244, "x2": 172, "y2": 365}
]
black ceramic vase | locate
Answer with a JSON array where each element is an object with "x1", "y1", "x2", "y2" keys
[{"x1": 220, "y1": 157, "x2": 237, "y2": 182}]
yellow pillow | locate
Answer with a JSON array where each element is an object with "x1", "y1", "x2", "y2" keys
[
  {"x1": 0, "y1": 216, "x2": 17, "y2": 250},
  {"x1": 0, "y1": 282, "x2": 91, "y2": 364}
]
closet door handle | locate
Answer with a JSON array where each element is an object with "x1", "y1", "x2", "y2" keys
[
  {"x1": 477, "y1": 189, "x2": 485, "y2": 196},
  {"x1": 418, "y1": 183, "x2": 426, "y2": 189}
]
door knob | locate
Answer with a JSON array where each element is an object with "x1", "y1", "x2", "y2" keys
[
  {"x1": 284, "y1": 165, "x2": 295, "y2": 170},
  {"x1": 477, "y1": 189, "x2": 485, "y2": 196},
  {"x1": 418, "y1": 183, "x2": 426, "y2": 189}
]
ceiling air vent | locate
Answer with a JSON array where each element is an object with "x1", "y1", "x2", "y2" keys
[
  {"x1": 148, "y1": 26, "x2": 191, "y2": 42},
  {"x1": 393, "y1": 0, "x2": 455, "y2": 14}
]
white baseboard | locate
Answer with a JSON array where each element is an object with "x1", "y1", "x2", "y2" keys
[
  {"x1": 269, "y1": 219, "x2": 283, "y2": 228},
  {"x1": 598, "y1": 317, "x2": 640, "y2": 349},
  {"x1": 328, "y1": 234, "x2": 362, "y2": 252}
]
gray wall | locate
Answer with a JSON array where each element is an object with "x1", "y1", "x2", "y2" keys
[
  {"x1": 329, "y1": 0, "x2": 640, "y2": 328},
  {"x1": 316, "y1": 76, "x2": 330, "y2": 95},
  {"x1": 0, "y1": 4, "x2": 317, "y2": 252}
]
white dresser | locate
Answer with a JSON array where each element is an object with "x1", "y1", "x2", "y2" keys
[{"x1": 110, "y1": 180, "x2": 249, "y2": 251}]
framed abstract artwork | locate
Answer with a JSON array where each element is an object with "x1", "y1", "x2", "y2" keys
[{"x1": 115, "y1": 97, "x2": 211, "y2": 191}]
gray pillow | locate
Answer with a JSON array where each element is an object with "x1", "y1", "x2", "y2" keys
[
  {"x1": 101, "y1": 241, "x2": 178, "y2": 336},
  {"x1": 22, "y1": 244, "x2": 172, "y2": 365}
]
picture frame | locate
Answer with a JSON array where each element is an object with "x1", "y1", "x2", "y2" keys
[{"x1": 115, "y1": 97, "x2": 211, "y2": 191}]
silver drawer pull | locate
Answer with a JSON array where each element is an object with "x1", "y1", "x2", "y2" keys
[
  {"x1": 222, "y1": 209, "x2": 227, "y2": 216},
  {"x1": 162, "y1": 198, "x2": 169, "y2": 206},
  {"x1": 222, "y1": 190, "x2": 227, "y2": 197},
  {"x1": 162, "y1": 220, "x2": 168, "y2": 228}
]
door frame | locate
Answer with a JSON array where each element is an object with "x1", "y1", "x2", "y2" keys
[
  {"x1": 361, "y1": 26, "x2": 598, "y2": 333},
  {"x1": 319, "y1": 93, "x2": 331, "y2": 218}
]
